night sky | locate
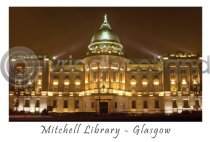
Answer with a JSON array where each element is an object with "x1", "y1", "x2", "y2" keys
[{"x1": 9, "y1": 7, "x2": 202, "y2": 59}]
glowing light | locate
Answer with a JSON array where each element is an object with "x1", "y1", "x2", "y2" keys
[
  {"x1": 37, "y1": 80, "x2": 42, "y2": 85},
  {"x1": 163, "y1": 57, "x2": 169, "y2": 60},
  {"x1": 64, "y1": 80, "x2": 69, "y2": 85},
  {"x1": 199, "y1": 57, "x2": 202, "y2": 60},
  {"x1": 31, "y1": 91, "x2": 35, "y2": 96},
  {"x1": 53, "y1": 80, "x2": 58, "y2": 85},
  {"x1": 130, "y1": 81, "x2": 136, "y2": 85},
  {"x1": 11, "y1": 59, "x2": 16, "y2": 62},
  {"x1": 100, "y1": 66, "x2": 109, "y2": 69},
  {"x1": 142, "y1": 80, "x2": 148, "y2": 85},
  {"x1": 193, "y1": 79, "x2": 198, "y2": 85},
  {"x1": 159, "y1": 92, "x2": 164, "y2": 96},
  {"x1": 153, "y1": 80, "x2": 159, "y2": 85},
  {"x1": 53, "y1": 56, "x2": 56, "y2": 60},
  {"x1": 182, "y1": 79, "x2": 187, "y2": 85},
  {"x1": 111, "y1": 66, "x2": 118, "y2": 70},
  {"x1": 171, "y1": 79, "x2": 176, "y2": 85},
  {"x1": 119, "y1": 91, "x2": 123, "y2": 96},
  {"x1": 75, "y1": 81, "x2": 81, "y2": 85},
  {"x1": 41, "y1": 91, "x2": 47, "y2": 96},
  {"x1": 91, "y1": 67, "x2": 98, "y2": 70},
  {"x1": 48, "y1": 92, "x2": 53, "y2": 96},
  {"x1": 149, "y1": 94, "x2": 153, "y2": 97}
]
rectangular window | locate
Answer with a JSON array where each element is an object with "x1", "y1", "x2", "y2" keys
[
  {"x1": 75, "y1": 100, "x2": 79, "y2": 109},
  {"x1": 15, "y1": 99, "x2": 19, "y2": 107},
  {"x1": 115, "y1": 102, "x2": 117, "y2": 109},
  {"x1": 113, "y1": 72, "x2": 116, "y2": 81},
  {"x1": 192, "y1": 69, "x2": 197, "y2": 75},
  {"x1": 91, "y1": 102, "x2": 94, "y2": 108},
  {"x1": 172, "y1": 100, "x2": 177, "y2": 108},
  {"x1": 143, "y1": 100, "x2": 148, "y2": 108},
  {"x1": 35, "y1": 100, "x2": 40, "y2": 108},
  {"x1": 53, "y1": 100, "x2": 57, "y2": 108},
  {"x1": 183, "y1": 100, "x2": 190, "y2": 108},
  {"x1": 131, "y1": 75, "x2": 135, "y2": 79},
  {"x1": 131, "y1": 101, "x2": 136, "y2": 109},
  {"x1": 181, "y1": 69, "x2": 186, "y2": 74},
  {"x1": 102, "y1": 72, "x2": 106, "y2": 81},
  {"x1": 64, "y1": 100, "x2": 68, "y2": 108},
  {"x1": 76, "y1": 75, "x2": 80, "y2": 79},
  {"x1": 155, "y1": 100, "x2": 160, "y2": 108},
  {"x1": 120, "y1": 73, "x2": 123, "y2": 82},
  {"x1": 93, "y1": 72, "x2": 97, "y2": 82},
  {"x1": 53, "y1": 74, "x2": 58, "y2": 79},
  {"x1": 143, "y1": 75, "x2": 147, "y2": 79},
  {"x1": 154, "y1": 75, "x2": 158, "y2": 79},
  {"x1": 170, "y1": 69, "x2": 175, "y2": 74},
  {"x1": 65, "y1": 75, "x2": 69, "y2": 79},
  {"x1": 24, "y1": 100, "x2": 30, "y2": 107}
]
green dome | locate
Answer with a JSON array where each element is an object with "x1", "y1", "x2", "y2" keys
[{"x1": 90, "y1": 14, "x2": 120, "y2": 44}]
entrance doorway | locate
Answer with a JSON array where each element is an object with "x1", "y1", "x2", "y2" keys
[{"x1": 99, "y1": 102, "x2": 108, "y2": 113}]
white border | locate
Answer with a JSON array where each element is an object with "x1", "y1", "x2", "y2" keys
[{"x1": 1, "y1": 0, "x2": 210, "y2": 142}]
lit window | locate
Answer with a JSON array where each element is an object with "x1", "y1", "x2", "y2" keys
[
  {"x1": 153, "y1": 79, "x2": 159, "y2": 85},
  {"x1": 193, "y1": 79, "x2": 198, "y2": 85},
  {"x1": 75, "y1": 81, "x2": 81, "y2": 85},
  {"x1": 142, "y1": 79, "x2": 148, "y2": 85},
  {"x1": 53, "y1": 80, "x2": 58, "y2": 85},
  {"x1": 130, "y1": 79, "x2": 136, "y2": 85},
  {"x1": 64, "y1": 79, "x2": 69, "y2": 85},
  {"x1": 182, "y1": 79, "x2": 187, "y2": 85},
  {"x1": 37, "y1": 80, "x2": 42, "y2": 85},
  {"x1": 171, "y1": 79, "x2": 176, "y2": 85}
]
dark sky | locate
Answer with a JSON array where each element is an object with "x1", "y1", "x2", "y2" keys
[{"x1": 9, "y1": 7, "x2": 202, "y2": 59}]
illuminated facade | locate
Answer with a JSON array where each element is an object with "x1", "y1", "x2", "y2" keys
[{"x1": 9, "y1": 15, "x2": 202, "y2": 114}]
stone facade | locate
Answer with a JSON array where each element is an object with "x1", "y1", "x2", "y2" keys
[{"x1": 9, "y1": 15, "x2": 202, "y2": 114}]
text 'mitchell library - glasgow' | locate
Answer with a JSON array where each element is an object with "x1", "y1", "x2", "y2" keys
[{"x1": 9, "y1": 14, "x2": 202, "y2": 116}]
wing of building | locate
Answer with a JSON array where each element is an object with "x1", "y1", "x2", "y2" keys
[{"x1": 9, "y1": 14, "x2": 202, "y2": 114}]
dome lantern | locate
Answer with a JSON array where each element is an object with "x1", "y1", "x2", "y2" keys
[{"x1": 87, "y1": 14, "x2": 124, "y2": 56}]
